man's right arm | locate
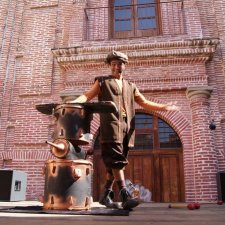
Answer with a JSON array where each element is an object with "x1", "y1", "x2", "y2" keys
[{"x1": 67, "y1": 80, "x2": 100, "y2": 103}]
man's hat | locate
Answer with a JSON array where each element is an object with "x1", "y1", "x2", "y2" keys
[{"x1": 105, "y1": 50, "x2": 128, "y2": 64}]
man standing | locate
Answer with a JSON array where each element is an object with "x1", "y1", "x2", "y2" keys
[{"x1": 68, "y1": 50, "x2": 179, "y2": 210}]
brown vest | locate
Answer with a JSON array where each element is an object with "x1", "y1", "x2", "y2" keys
[{"x1": 96, "y1": 76, "x2": 136, "y2": 147}]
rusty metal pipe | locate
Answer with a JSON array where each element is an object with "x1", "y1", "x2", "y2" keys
[{"x1": 46, "y1": 141, "x2": 65, "y2": 151}]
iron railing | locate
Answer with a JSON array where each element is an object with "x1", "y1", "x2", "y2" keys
[{"x1": 83, "y1": 0, "x2": 185, "y2": 41}]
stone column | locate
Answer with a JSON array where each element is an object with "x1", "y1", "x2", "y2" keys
[{"x1": 186, "y1": 86, "x2": 218, "y2": 201}]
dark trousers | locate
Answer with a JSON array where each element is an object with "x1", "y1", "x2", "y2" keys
[{"x1": 101, "y1": 118, "x2": 129, "y2": 170}]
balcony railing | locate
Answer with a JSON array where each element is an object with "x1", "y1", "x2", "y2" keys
[{"x1": 83, "y1": 0, "x2": 185, "y2": 41}]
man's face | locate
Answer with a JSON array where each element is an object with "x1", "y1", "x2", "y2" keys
[{"x1": 110, "y1": 60, "x2": 125, "y2": 77}]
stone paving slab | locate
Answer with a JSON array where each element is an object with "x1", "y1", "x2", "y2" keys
[{"x1": 0, "y1": 201, "x2": 224, "y2": 225}]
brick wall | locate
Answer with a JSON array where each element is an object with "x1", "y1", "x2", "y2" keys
[{"x1": 0, "y1": 0, "x2": 225, "y2": 202}]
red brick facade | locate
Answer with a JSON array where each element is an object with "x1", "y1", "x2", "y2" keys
[{"x1": 0, "y1": 0, "x2": 225, "y2": 202}]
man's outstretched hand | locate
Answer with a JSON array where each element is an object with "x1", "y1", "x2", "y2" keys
[{"x1": 164, "y1": 101, "x2": 180, "y2": 111}]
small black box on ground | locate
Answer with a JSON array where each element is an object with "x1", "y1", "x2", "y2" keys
[
  {"x1": 0, "y1": 170, "x2": 27, "y2": 201},
  {"x1": 217, "y1": 171, "x2": 225, "y2": 201}
]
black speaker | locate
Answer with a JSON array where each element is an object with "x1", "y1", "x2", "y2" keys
[
  {"x1": 217, "y1": 171, "x2": 225, "y2": 201},
  {"x1": 0, "y1": 170, "x2": 27, "y2": 201}
]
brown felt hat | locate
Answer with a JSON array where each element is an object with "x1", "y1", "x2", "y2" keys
[{"x1": 105, "y1": 50, "x2": 128, "y2": 64}]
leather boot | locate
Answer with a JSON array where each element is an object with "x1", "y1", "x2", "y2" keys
[
  {"x1": 99, "y1": 189, "x2": 120, "y2": 209},
  {"x1": 120, "y1": 188, "x2": 140, "y2": 210}
]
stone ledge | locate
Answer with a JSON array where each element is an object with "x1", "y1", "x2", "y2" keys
[
  {"x1": 52, "y1": 38, "x2": 219, "y2": 70},
  {"x1": 30, "y1": 0, "x2": 58, "y2": 9},
  {"x1": 0, "y1": 150, "x2": 53, "y2": 161}
]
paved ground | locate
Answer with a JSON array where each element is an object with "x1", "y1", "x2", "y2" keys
[{"x1": 0, "y1": 201, "x2": 224, "y2": 225}]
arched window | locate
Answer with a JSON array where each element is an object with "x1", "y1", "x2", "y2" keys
[
  {"x1": 134, "y1": 113, "x2": 154, "y2": 149},
  {"x1": 158, "y1": 118, "x2": 182, "y2": 149}
]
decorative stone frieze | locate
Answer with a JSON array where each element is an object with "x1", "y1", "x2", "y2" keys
[{"x1": 52, "y1": 39, "x2": 219, "y2": 70}]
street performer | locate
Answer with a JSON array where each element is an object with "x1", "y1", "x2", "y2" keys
[{"x1": 68, "y1": 50, "x2": 179, "y2": 210}]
